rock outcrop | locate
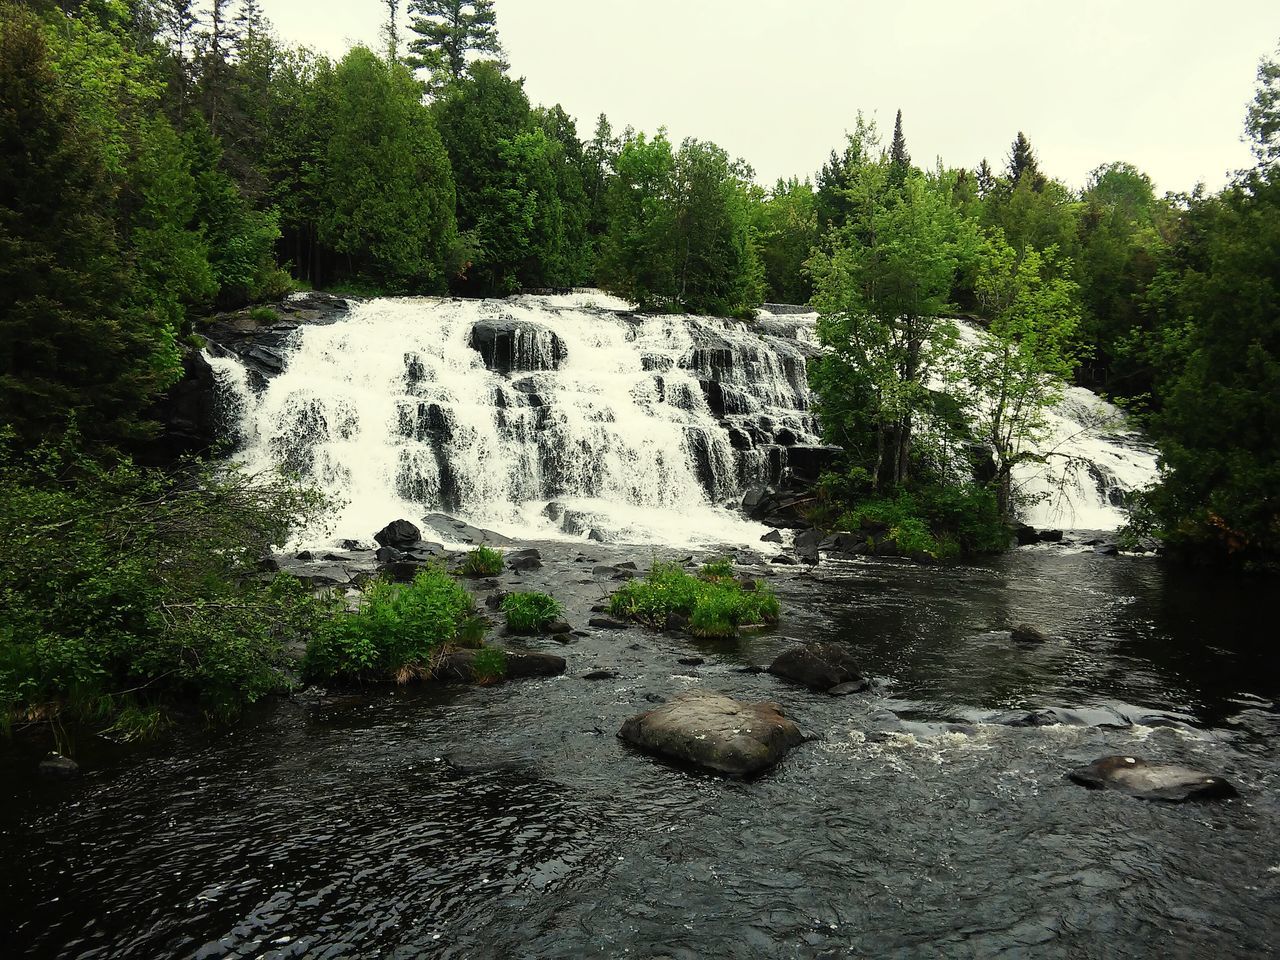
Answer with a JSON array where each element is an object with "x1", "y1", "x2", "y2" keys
[
  {"x1": 768, "y1": 642, "x2": 868, "y2": 694},
  {"x1": 618, "y1": 690, "x2": 805, "y2": 777}
]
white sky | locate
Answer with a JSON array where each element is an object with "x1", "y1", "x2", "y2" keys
[{"x1": 263, "y1": 0, "x2": 1280, "y2": 194}]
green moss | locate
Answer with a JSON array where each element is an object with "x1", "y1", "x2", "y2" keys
[
  {"x1": 500, "y1": 592, "x2": 561, "y2": 634},
  {"x1": 608, "y1": 563, "x2": 780, "y2": 638}
]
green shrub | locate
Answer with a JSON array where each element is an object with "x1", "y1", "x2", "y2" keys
[
  {"x1": 500, "y1": 592, "x2": 562, "y2": 634},
  {"x1": 699, "y1": 557, "x2": 734, "y2": 580},
  {"x1": 608, "y1": 563, "x2": 780, "y2": 638},
  {"x1": 835, "y1": 483, "x2": 1005, "y2": 559},
  {"x1": 459, "y1": 545, "x2": 504, "y2": 577},
  {"x1": 249, "y1": 305, "x2": 279, "y2": 323},
  {"x1": 304, "y1": 567, "x2": 477, "y2": 682},
  {"x1": 0, "y1": 431, "x2": 331, "y2": 731},
  {"x1": 470, "y1": 647, "x2": 507, "y2": 684}
]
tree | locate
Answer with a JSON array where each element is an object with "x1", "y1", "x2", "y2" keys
[
  {"x1": 951, "y1": 235, "x2": 1082, "y2": 518},
  {"x1": 814, "y1": 113, "x2": 878, "y2": 233},
  {"x1": 598, "y1": 131, "x2": 678, "y2": 308},
  {"x1": 1245, "y1": 41, "x2": 1280, "y2": 169},
  {"x1": 1007, "y1": 131, "x2": 1045, "y2": 191},
  {"x1": 383, "y1": 0, "x2": 402, "y2": 64},
  {"x1": 0, "y1": 5, "x2": 180, "y2": 449},
  {"x1": 889, "y1": 108, "x2": 911, "y2": 181},
  {"x1": 808, "y1": 165, "x2": 977, "y2": 489},
  {"x1": 975, "y1": 159, "x2": 995, "y2": 197},
  {"x1": 407, "y1": 0, "x2": 504, "y2": 94},
  {"x1": 317, "y1": 47, "x2": 459, "y2": 289},
  {"x1": 752, "y1": 177, "x2": 817, "y2": 304}
]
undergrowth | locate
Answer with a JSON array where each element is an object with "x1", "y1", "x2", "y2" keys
[
  {"x1": 608, "y1": 561, "x2": 780, "y2": 637},
  {"x1": 459, "y1": 545, "x2": 504, "y2": 577},
  {"x1": 501, "y1": 592, "x2": 561, "y2": 634}
]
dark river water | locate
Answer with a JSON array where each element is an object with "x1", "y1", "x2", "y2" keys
[{"x1": 3, "y1": 546, "x2": 1278, "y2": 959}]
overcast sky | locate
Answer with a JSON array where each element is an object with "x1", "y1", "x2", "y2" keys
[{"x1": 263, "y1": 0, "x2": 1280, "y2": 194}]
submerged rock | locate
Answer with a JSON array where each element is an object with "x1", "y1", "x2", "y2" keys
[
  {"x1": 588, "y1": 616, "x2": 630, "y2": 630},
  {"x1": 768, "y1": 642, "x2": 867, "y2": 694},
  {"x1": 1067, "y1": 755, "x2": 1237, "y2": 801},
  {"x1": 436, "y1": 649, "x2": 566, "y2": 683},
  {"x1": 1011, "y1": 624, "x2": 1048, "y2": 643},
  {"x1": 38, "y1": 753, "x2": 79, "y2": 779},
  {"x1": 617, "y1": 690, "x2": 805, "y2": 777}
]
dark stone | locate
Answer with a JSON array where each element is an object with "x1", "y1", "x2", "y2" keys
[
  {"x1": 375, "y1": 519, "x2": 422, "y2": 550},
  {"x1": 542, "y1": 619, "x2": 571, "y2": 635},
  {"x1": 820, "y1": 532, "x2": 868, "y2": 559},
  {"x1": 734, "y1": 576, "x2": 758, "y2": 592},
  {"x1": 771, "y1": 554, "x2": 799, "y2": 565},
  {"x1": 616, "y1": 561, "x2": 638, "y2": 571},
  {"x1": 794, "y1": 528, "x2": 822, "y2": 564},
  {"x1": 1067, "y1": 755, "x2": 1237, "y2": 801},
  {"x1": 436, "y1": 649, "x2": 566, "y2": 683},
  {"x1": 1011, "y1": 624, "x2": 1048, "y2": 643},
  {"x1": 469, "y1": 317, "x2": 567, "y2": 373},
  {"x1": 589, "y1": 617, "x2": 631, "y2": 630},
  {"x1": 142, "y1": 348, "x2": 220, "y2": 462},
  {"x1": 375, "y1": 546, "x2": 406, "y2": 563},
  {"x1": 618, "y1": 691, "x2": 805, "y2": 778},
  {"x1": 583, "y1": 670, "x2": 620, "y2": 681},
  {"x1": 1013, "y1": 523, "x2": 1039, "y2": 546},
  {"x1": 774, "y1": 427, "x2": 799, "y2": 446},
  {"x1": 784, "y1": 445, "x2": 842, "y2": 484},
  {"x1": 664, "y1": 612, "x2": 690, "y2": 633},
  {"x1": 421, "y1": 513, "x2": 514, "y2": 547},
  {"x1": 677, "y1": 657, "x2": 705, "y2": 667},
  {"x1": 768, "y1": 641, "x2": 865, "y2": 693},
  {"x1": 1038, "y1": 529, "x2": 1064, "y2": 543},
  {"x1": 760, "y1": 529, "x2": 784, "y2": 544},
  {"x1": 296, "y1": 550, "x2": 314, "y2": 561},
  {"x1": 552, "y1": 633, "x2": 574, "y2": 644},
  {"x1": 384, "y1": 561, "x2": 422, "y2": 583},
  {"x1": 38, "y1": 753, "x2": 79, "y2": 779},
  {"x1": 484, "y1": 591, "x2": 508, "y2": 610},
  {"x1": 1094, "y1": 543, "x2": 1120, "y2": 556},
  {"x1": 592, "y1": 565, "x2": 636, "y2": 580},
  {"x1": 588, "y1": 529, "x2": 609, "y2": 543},
  {"x1": 506, "y1": 548, "x2": 543, "y2": 572},
  {"x1": 992, "y1": 707, "x2": 1130, "y2": 729}
]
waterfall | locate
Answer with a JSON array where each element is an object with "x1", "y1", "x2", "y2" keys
[
  {"x1": 215, "y1": 293, "x2": 821, "y2": 548},
  {"x1": 212, "y1": 292, "x2": 1158, "y2": 547}
]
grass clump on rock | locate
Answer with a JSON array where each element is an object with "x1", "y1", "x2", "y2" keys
[
  {"x1": 459, "y1": 545, "x2": 504, "y2": 577},
  {"x1": 303, "y1": 567, "x2": 483, "y2": 683},
  {"x1": 470, "y1": 647, "x2": 508, "y2": 684},
  {"x1": 608, "y1": 562, "x2": 780, "y2": 638},
  {"x1": 501, "y1": 592, "x2": 562, "y2": 634}
]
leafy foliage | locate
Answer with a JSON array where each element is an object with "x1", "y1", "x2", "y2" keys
[
  {"x1": 0, "y1": 431, "x2": 330, "y2": 728},
  {"x1": 304, "y1": 568, "x2": 477, "y2": 682},
  {"x1": 608, "y1": 563, "x2": 780, "y2": 638},
  {"x1": 500, "y1": 592, "x2": 562, "y2": 634}
]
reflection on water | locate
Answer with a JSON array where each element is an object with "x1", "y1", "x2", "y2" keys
[{"x1": 2, "y1": 550, "x2": 1277, "y2": 959}]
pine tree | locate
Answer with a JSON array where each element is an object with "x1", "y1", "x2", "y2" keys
[
  {"x1": 407, "y1": 0, "x2": 505, "y2": 93},
  {"x1": 0, "y1": 6, "x2": 179, "y2": 448},
  {"x1": 383, "y1": 0, "x2": 402, "y2": 64},
  {"x1": 197, "y1": 0, "x2": 238, "y2": 136},
  {"x1": 975, "y1": 158, "x2": 995, "y2": 196},
  {"x1": 1007, "y1": 131, "x2": 1044, "y2": 190},
  {"x1": 889, "y1": 108, "x2": 910, "y2": 174}
]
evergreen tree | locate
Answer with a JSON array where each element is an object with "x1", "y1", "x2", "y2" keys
[
  {"x1": 318, "y1": 47, "x2": 458, "y2": 289},
  {"x1": 1007, "y1": 131, "x2": 1045, "y2": 190},
  {"x1": 1245, "y1": 41, "x2": 1280, "y2": 169},
  {"x1": 815, "y1": 113, "x2": 879, "y2": 232},
  {"x1": 383, "y1": 0, "x2": 402, "y2": 64},
  {"x1": 975, "y1": 158, "x2": 995, "y2": 196},
  {"x1": 889, "y1": 108, "x2": 911, "y2": 178},
  {"x1": 407, "y1": 0, "x2": 504, "y2": 94},
  {"x1": 0, "y1": 6, "x2": 179, "y2": 448}
]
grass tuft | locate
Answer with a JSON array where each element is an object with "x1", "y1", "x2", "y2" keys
[
  {"x1": 608, "y1": 562, "x2": 780, "y2": 638},
  {"x1": 500, "y1": 592, "x2": 562, "y2": 634}
]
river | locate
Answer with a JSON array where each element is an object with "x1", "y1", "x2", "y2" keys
[{"x1": 3, "y1": 544, "x2": 1277, "y2": 959}]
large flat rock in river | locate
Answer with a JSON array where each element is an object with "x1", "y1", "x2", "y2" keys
[
  {"x1": 618, "y1": 690, "x2": 805, "y2": 778},
  {"x1": 1067, "y1": 755, "x2": 1237, "y2": 801}
]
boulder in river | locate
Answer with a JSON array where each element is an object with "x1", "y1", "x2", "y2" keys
[
  {"x1": 38, "y1": 753, "x2": 80, "y2": 779},
  {"x1": 617, "y1": 690, "x2": 805, "y2": 777},
  {"x1": 768, "y1": 641, "x2": 867, "y2": 694},
  {"x1": 1067, "y1": 755, "x2": 1237, "y2": 801},
  {"x1": 374, "y1": 519, "x2": 421, "y2": 550},
  {"x1": 506, "y1": 548, "x2": 543, "y2": 572},
  {"x1": 436, "y1": 649, "x2": 566, "y2": 683},
  {"x1": 1011, "y1": 623, "x2": 1048, "y2": 643}
]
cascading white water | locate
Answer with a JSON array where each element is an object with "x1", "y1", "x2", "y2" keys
[
  {"x1": 213, "y1": 292, "x2": 820, "y2": 548},
  {"x1": 209, "y1": 292, "x2": 1158, "y2": 547}
]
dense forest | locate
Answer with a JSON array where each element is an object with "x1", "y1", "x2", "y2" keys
[{"x1": 1, "y1": 0, "x2": 1278, "y2": 731}]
